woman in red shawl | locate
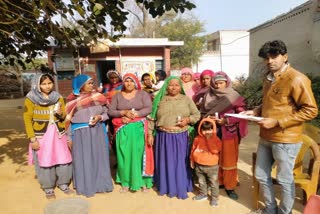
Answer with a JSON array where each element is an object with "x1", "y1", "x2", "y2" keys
[
  {"x1": 66, "y1": 74, "x2": 113, "y2": 197},
  {"x1": 108, "y1": 73, "x2": 153, "y2": 193},
  {"x1": 192, "y1": 69, "x2": 214, "y2": 108},
  {"x1": 102, "y1": 70, "x2": 123, "y2": 105},
  {"x1": 200, "y1": 71, "x2": 248, "y2": 200}
]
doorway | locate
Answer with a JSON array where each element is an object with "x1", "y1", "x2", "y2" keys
[{"x1": 96, "y1": 61, "x2": 116, "y2": 84}]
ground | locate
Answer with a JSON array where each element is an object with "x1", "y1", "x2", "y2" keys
[{"x1": 0, "y1": 98, "x2": 304, "y2": 214}]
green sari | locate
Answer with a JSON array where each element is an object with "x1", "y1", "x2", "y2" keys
[{"x1": 115, "y1": 120, "x2": 153, "y2": 190}]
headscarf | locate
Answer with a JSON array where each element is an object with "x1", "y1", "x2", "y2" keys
[
  {"x1": 122, "y1": 73, "x2": 141, "y2": 90},
  {"x1": 180, "y1": 67, "x2": 194, "y2": 81},
  {"x1": 149, "y1": 76, "x2": 185, "y2": 120},
  {"x1": 26, "y1": 73, "x2": 60, "y2": 106},
  {"x1": 193, "y1": 72, "x2": 201, "y2": 81},
  {"x1": 192, "y1": 69, "x2": 214, "y2": 103},
  {"x1": 200, "y1": 69, "x2": 214, "y2": 81},
  {"x1": 197, "y1": 117, "x2": 217, "y2": 137},
  {"x1": 104, "y1": 70, "x2": 123, "y2": 103},
  {"x1": 107, "y1": 70, "x2": 122, "y2": 81},
  {"x1": 72, "y1": 74, "x2": 92, "y2": 96},
  {"x1": 201, "y1": 71, "x2": 242, "y2": 116}
]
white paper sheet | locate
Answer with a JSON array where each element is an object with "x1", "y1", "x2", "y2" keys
[{"x1": 224, "y1": 113, "x2": 264, "y2": 122}]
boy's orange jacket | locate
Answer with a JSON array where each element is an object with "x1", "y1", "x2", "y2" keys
[{"x1": 190, "y1": 118, "x2": 222, "y2": 166}]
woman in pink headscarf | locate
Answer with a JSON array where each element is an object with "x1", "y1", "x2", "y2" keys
[
  {"x1": 192, "y1": 69, "x2": 214, "y2": 108},
  {"x1": 193, "y1": 72, "x2": 201, "y2": 89},
  {"x1": 180, "y1": 67, "x2": 195, "y2": 97}
]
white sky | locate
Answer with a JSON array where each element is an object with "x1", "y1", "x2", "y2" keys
[{"x1": 193, "y1": 0, "x2": 310, "y2": 33}]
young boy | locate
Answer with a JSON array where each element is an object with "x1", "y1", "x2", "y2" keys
[{"x1": 190, "y1": 118, "x2": 222, "y2": 207}]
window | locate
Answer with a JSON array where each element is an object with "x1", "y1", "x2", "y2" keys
[
  {"x1": 207, "y1": 40, "x2": 219, "y2": 51},
  {"x1": 155, "y1": 60, "x2": 164, "y2": 71}
]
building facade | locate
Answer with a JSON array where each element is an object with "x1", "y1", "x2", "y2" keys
[
  {"x1": 193, "y1": 30, "x2": 250, "y2": 80},
  {"x1": 249, "y1": 0, "x2": 320, "y2": 77},
  {"x1": 48, "y1": 38, "x2": 183, "y2": 97}
]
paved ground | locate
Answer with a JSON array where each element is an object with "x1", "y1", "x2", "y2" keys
[{"x1": 0, "y1": 98, "x2": 304, "y2": 214}]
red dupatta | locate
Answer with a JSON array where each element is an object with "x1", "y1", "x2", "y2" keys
[{"x1": 65, "y1": 92, "x2": 107, "y2": 130}]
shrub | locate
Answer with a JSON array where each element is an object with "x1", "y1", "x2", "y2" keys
[
  {"x1": 233, "y1": 74, "x2": 263, "y2": 110},
  {"x1": 307, "y1": 74, "x2": 320, "y2": 127}
]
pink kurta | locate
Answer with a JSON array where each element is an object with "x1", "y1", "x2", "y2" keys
[{"x1": 28, "y1": 124, "x2": 72, "y2": 167}]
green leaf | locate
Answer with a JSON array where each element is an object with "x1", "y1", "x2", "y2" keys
[
  {"x1": 93, "y1": 3, "x2": 104, "y2": 16},
  {"x1": 0, "y1": 0, "x2": 196, "y2": 68},
  {"x1": 75, "y1": 5, "x2": 85, "y2": 17}
]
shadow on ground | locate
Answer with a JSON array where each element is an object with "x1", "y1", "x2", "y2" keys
[
  {"x1": 0, "y1": 109, "x2": 28, "y2": 165},
  {"x1": 0, "y1": 129, "x2": 28, "y2": 165}
]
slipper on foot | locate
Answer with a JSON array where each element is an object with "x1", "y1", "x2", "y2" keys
[
  {"x1": 58, "y1": 185, "x2": 74, "y2": 195},
  {"x1": 226, "y1": 189, "x2": 238, "y2": 200},
  {"x1": 45, "y1": 190, "x2": 56, "y2": 200}
]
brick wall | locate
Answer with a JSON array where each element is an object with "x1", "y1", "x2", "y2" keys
[
  {"x1": 164, "y1": 47, "x2": 171, "y2": 76},
  {"x1": 58, "y1": 80, "x2": 72, "y2": 97}
]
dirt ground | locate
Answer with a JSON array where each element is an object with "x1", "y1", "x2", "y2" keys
[{"x1": 0, "y1": 98, "x2": 304, "y2": 214}]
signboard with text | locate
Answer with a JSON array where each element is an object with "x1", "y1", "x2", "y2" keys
[
  {"x1": 121, "y1": 61, "x2": 155, "y2": 79},
  {"x1": 55, "y1": 53, "x2": 75, "y2": 71}
]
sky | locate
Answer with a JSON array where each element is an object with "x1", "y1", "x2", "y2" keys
[{"x1": 193, "y1": 0, "x2": 310, "y2": 34}]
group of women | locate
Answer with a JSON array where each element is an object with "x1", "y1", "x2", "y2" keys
[{"x1": 23, "y1": 67, "x2": 247, "y2": 201}]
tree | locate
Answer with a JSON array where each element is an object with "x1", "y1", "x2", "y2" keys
[
  {"x1": 0, "y1": 0, "x2": 195, "y2": 68},
  {"x1": 158, "y1": 16, "x2": 206, "y2": 68},
  {"x1": 124, "y1": 0, "x2": 177, "y2": 38}
]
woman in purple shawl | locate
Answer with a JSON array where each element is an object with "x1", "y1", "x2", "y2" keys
[{"x1": 200, "y1": 71, "x2": 248, "y2": 200}]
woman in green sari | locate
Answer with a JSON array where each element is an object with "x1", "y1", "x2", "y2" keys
[{"x1": 108, "y1": 73, "x2": 154, "y2": 193}]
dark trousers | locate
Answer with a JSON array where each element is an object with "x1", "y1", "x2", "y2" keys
[{"x1": 195, "y1": 163, "x2": 219, "y2": 199}]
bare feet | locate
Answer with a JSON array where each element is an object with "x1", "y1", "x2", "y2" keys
[
  {"x1": 119, "y1": 187, "x2": 129, "y2": 193},
  {"x1": 141, "y1": 187, "x2": 149, "y2": 193}
]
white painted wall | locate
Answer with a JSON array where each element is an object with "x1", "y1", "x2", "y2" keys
[
  {"x1": 193, "y1": 30, "x2": 250, "y2": 80},
  {"x1": 192, "y1": 52, "x2": 221, "y2": 73}
]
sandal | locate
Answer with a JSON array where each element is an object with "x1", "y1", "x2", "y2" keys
[
  {"x1": 58, "y1": 184, "x2": 74, "y2": 195},
  {"x1": 225, "y1": 189, "x2": 238, "y2": 200},
  {"x1": 45, "y1": 189, "x2": 56, "y2": 200},
  {"x1": 61, "y1": 187, "x2": 74, "y2": 195},
  {"x1": 119, "y1": 187, "x2": 129, "y2": 193}
]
